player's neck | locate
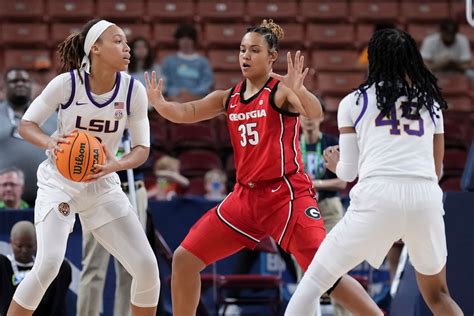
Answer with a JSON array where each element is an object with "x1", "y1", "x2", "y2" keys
[
  {"x1": 88, "y1": 68, "x2": 117, "y2": 95},
  {"x1": 246, "y1": 76, "x2": 269, "y2": 95}
]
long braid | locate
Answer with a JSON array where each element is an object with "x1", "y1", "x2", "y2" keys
[
  {"x1": 357, "y1": 29, "x2": 447, "y2": 119},
  {"x1": 57, "y1": 18, "x2": 101, "y2": 83}
]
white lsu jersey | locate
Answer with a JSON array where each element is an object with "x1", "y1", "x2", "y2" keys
[
  {"x1": 24, "y1": 69, "x2": 150, "y2": 163},
  {"x1": 338, "y1": 84, "x2": 444, "y2": 182}
]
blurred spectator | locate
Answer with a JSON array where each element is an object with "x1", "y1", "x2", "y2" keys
[
  {"x1": 0, "y1": 221, "x2": 71, "y2": 315},
  {"x1": 204, "y1": 169, "x2": 227, "y2": 201},
  {"x1": 31, "y1": 56, "x2": 56, "y2": 99},
  {"x1": 162, "y1": 24, "x2": 213, "y2": 102},
  {"x1": 0, "y1": 167, "x2": 29, "y2": 209},
  {"x1": 148, "y1": 155, "x2": 189, "y2": 200},
  {"x1": 358, "y1": 22, "x2": 396, "y2": 68},
  {"x1": 421, "y1": 18, "x2": 471, "y2": 73},
  {"x1": 300, "y1": 113, "x2": 346, "y2": 233},
  {"x1": 128, "y1": 36, "x2": 163, "y2": 109},
  {"x1": 0, "y1": 68, "x2": 57, "y2": 205}
]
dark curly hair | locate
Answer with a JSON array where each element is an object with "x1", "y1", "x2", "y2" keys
[{"x1": 356, "y1": 28, "x2": 447, "y2": 119}]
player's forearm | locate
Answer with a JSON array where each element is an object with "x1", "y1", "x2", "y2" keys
[
  {"x1": 313, "y1": 178, "x2": 347, "y2": 191},
  {"x1": 18, "y1": 119, "x2": 51, "y2": 150},
  {"x1": 155, "y1": 101, "x2": 203, "y2": 124},
  {"x1": 116, "y1": 145, "x2": 149, "y2": 171},
  {"x1": 294, "y1": 87, "x2": 322, "y2": 119}
]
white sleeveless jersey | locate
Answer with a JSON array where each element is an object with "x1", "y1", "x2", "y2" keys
[
  {"x1": 24, "y1": 69, "x2": 150, "y2": 164},
  {"x1": 57, "y1": 70, "x2": 136, "y2": 155},
  {"x1": 338, "y1": 84, "x2": 444, "y2": 182}
]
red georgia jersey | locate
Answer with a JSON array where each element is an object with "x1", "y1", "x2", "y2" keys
[{"x1": 226, "y1": 78, "x2": 305, "y2": 185}]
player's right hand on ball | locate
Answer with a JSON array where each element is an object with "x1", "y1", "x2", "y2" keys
[{"x1": 48, "y1": 133, "x2": 72, "y2": 159}]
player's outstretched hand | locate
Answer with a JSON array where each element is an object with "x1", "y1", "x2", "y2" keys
[
  {"x1": 270, "y1": 51, "x2": 309, "y2": 93},
  {"x1": 85, "y1": 145, "x2": 120, "y2": 182},
  {"x1": 323, "y1": 145, "x2": 340, "y2": 174},
  {"x1": 145, "y1": 71, "x2": 166, "y2": 112}
]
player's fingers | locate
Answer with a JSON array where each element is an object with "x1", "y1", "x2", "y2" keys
[
  {"x1": 157, "y1": 78, "x2": 164, "y2": 92},
  {"x1": 287, "y1": 52, "x2": 293, "y2": 70},
  {"x1": 144, "y1": 71, "x2": 150, "y2": 89},
  {"x1": 151, "y1": 71, "x2": 157, "y2": 88},
  {"x1": 301, "y1": 67, "x2": 309, "y2": 81}
]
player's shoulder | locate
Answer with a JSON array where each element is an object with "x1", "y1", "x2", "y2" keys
[{"x1": 339, "y1": 88, "x2": 364, "y2": 108}]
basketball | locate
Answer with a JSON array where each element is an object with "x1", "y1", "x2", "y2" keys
[{"x1": 55, "y1": 131, "x2": 105, "y2": 182}]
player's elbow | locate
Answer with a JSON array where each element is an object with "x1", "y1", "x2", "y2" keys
[{"x1": 336, "y1": 163, "x2": 358, "y2": 182}]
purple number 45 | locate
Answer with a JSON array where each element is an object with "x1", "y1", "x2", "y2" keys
[{"x1": 375, "y1": 102, "x2": 424, "y2": 136}]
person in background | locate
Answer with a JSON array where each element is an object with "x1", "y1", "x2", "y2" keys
[
  {"x1": 128, "y1": 36, "x2": 163, "y2": 109},
  {"x1": 203, "y1": 168, "x2": 227, "y2": 201},
  {"x1": 31, "y1": 56, "x2": 56, "y2": 99},
  {"x1": 147, "y1": 155, "x2": 189, "y2": 201},
  {"x1": 421, "y1": 18, "x2": 471, "y2": 74},
  {"x1": 0, "y1": 221, "x2": 71, "y2": 316},
  {"x1": 0, "y1": 68, "x2": 56, "y2": 206},
  {"x1": 162, "y1": 23, "x2": 213, "y2": 102},
  {"x1": 300, "y1": 105, "x2": 346, "y2": 234},
  {"x1": 0, "y1": 167, "x2": 29, "y2": 209}
]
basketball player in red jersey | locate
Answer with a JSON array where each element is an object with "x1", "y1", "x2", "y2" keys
[{"x1": 146, "y1": 19, "x2": 382, "y2": 316}]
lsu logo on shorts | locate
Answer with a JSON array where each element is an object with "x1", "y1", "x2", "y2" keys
[
  {"x1": 305, "y1": 207, "x2": 321, "y2": 220},
  {"x1": 58, "y1": 202, "x2": 70, "y2": 216}
]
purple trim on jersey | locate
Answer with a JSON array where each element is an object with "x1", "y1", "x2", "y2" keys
[
  {"x1": 85, "y1": 72, "x2": 121, "y2": 108},
  {"x1": 61, "y1": 70, "x2": 76, "y2": 109},
  {"x1": 126, "y1": 77, "x2": 134, "y2": 115},
  {"x1": 354, "y1": 91, "x2": 368, "y2": 127},
  {"x1": 429, "y1": 108, "x2": 437, "y2": 127}
]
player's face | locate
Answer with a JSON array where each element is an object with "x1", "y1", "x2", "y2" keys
[
  {"x1": 92, "y1": 25, "x2": 131, "y2": 71},
  {"x1": 239, "y1": 32, "x2": 277, "y2": 79},
  {"x1": 11, "y1": 234, "x2": 36, "y2": 264}
]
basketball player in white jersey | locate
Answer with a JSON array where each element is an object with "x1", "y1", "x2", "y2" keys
[
  {"x1": 7, "y1": 19, "x2": 159, "y2": 316},
  {"x1": 286, "y1": 29, "x2": 462, "y2": 316}
]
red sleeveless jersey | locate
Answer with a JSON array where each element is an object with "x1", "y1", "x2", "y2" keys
[{"x1": 226, "y1": 78, "x2": 305, "y2": 185}]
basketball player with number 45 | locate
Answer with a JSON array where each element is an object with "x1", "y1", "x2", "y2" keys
[
  {"x1": 8, "y1": 19, "x2": 160, "y2": 316},
  {"x1": 286, "y1": 28, "x2": 462, "y2": 316},
  {"x1": 146, "y1": 19, "x2": 380, "y2": 316}
]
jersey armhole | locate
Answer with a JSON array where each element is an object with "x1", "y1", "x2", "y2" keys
[
  {"x1": 126, "y1": 77, "x2": 135, "y2": 115},
  {"x1": 224, "y1": 86, "x2": 236, "y2": 111},
  {"x1": 269, "y1": 81, "x2": 299, "y2": 117},
  {"x1": 60, "y1": 70, "x2": 76, "y2": 110}
]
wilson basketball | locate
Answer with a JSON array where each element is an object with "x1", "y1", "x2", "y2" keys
[{"x1": 55, "y1": 131, "x2": 105, "y2": 182}]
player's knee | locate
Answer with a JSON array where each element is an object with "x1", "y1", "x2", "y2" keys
[
  {"x1": 34, "y1": 256, "x2": 63, "y2": 286},
  {"x1": 423, "y1": 285, "x2": 450, "y2": 307},
  {"x1": 136, "y1": 252, "x2": 159, "y2": 283},
  {"x1": 172, "y1": 246, "x2": 204, "y2": 274}
]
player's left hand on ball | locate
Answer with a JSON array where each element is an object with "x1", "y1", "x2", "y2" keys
[
  {"x1": 85, "y1": 145, "x2": 120, "y2": 181},
  {"x1": 323, "y1": 145, "x2": 340, "y2": 173}
]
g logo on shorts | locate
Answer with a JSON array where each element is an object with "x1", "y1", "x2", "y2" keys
[
  {"x1": 305, "y1": 207, "x2": 321, "y2": 220},
  {"x1": 58, "y1": 202, "x2": 70, "y2": 216}
]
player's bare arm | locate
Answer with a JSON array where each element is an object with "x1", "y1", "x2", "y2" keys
[
  {"x1": 433, "y1": 133, "x2": 444, "y2": 180},
  {"x1": 270, "y1": 51, "x2": 322, "y2": 119},
  {"x1": 19, "y1": 119, "x2": 70, "y2": 158},
  {"x1": 145, "y1": 71, "x2": 227, "y2": 123}
]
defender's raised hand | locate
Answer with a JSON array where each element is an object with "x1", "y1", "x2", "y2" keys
[
  {"x1": 145, "y1": 71, "x2": 166, "y2": 112},
  {"x1": 270, "y1": 51, "x2": 309, "y2": 93}
]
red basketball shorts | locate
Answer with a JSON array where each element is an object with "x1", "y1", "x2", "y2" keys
[{"x1": 181, "y1": 172, "x2": 326, "y2": 271}]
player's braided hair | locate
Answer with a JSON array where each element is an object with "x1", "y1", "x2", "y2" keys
[
  {"x1": 356, "y1": 28, "x2": 447, "y2": 118},
  {"x1": 246, "y1": 19, "x2": 284, "y2": 52},
  {"x1": 57, "y1": 18, "x2": 101, "y2": 83}
]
